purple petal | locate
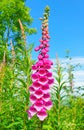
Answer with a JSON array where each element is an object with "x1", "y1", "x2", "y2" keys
[
  {"x1": 46, "y1": 72, "x2": 52, "y2": 79},
  {"x1": 42, "y1": 49, "x2": 47, "y2": 54},
  {"x1": 37, "y1": 108, "x2": 47, "y2": 121},
  {"x1": 34, "y1": 46, "x2": 40, "y2": 51},
  {"x1": 39, "y1": 44, "x2": 44, "y2": 48},
  {"x1": 39, "y1": 76, "x2": 48, "y2": 85},
  {"x1": 28, "y1": 106, "x2": 37, "y2": 116},
  {"x1": 27, "y1": 110, "x2": 32, "y2": 120},
  {"x1": 29, "y1": 86, "x2": 35, "y2": 94},
  {"x1": 45, "y1": 65, "x2": 51, "y2": 69},
  {"x1": 48, "y1": 78, "x2": 54, "y2": 85},
  {"x1": 47, "y1": 35, "x2": 50, "y2": 39},
  {"x1": 37, "y1": 61, "x2": 43, "y2": 66},
  {"x1": 33, "y1": 81, "x2": 41, "y2": 90},
  {"x1": 45, "y1": 47, "x2": 49, "y2": 52},
  {"x1": 43, "y1": 59, "x2": 53, "y2": 65},
  {"x1": 30, "y1": 94, "x2": 37, "y2": 104},
  {"x1": 32, "y1": 65, "x2": 37, "y2": 70},
  {"x1": 38, "y1": 68, "x2": 46, "y2": 76},
  {"x1": 44, "y1": 100, "x2": 53, "y2": 110},
  {"x1": 31, "y1": 73, "x2": 38, "y2": 81},
  {"x1": 42, "y1": 40, "x2": 47, "y2": 45},
  {"x1": 35, "y1": 89, "x2": 43, "y2": 99},
  {"x1": 44, "y1": 54, "x2": 49, "y2": 58},
  {"x1": 34, "y1": 99, "x2": 44, "y2": 111},
  {"x1": 38, "y1": 54, "x2": 43, "y2": 60},
  {"x1": 41, "y1": 84, "x2": 50, "y2": 93},
  {"x1": 42, "y1": 93, "x2": 50, "y2": 102},
  {"x1": 39, "y1": 39, "x2": 43, "y2": 43},
  {"x1": 45, "y1": 39, "x2": 49, "y2": 42},
  {"x1": 46, "y1": 43, "x2": 50, "y2": 47}
]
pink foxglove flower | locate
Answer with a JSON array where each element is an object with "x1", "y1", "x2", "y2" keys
[
  {"x1": 27, "y1": 6, "x2": 54, "y2": 121},
  {"x1": 37, "y1": 108, "x2": 47, "y2": 121}
]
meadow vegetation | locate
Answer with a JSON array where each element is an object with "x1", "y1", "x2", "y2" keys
[{"x1": 0, "y1": 0, "x2": 84, "y2": 130}]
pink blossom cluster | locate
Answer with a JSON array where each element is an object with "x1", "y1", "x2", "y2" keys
[{"x1": 27, "y1": 8, "x2": 54, "y2": 121}]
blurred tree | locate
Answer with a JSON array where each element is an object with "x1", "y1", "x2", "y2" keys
[
  {"x1": 0, "y1": 1, "x2": 36, "y2": 129},
  {"x1": 0, "y1": 0, "x2": 36, "y2": 62}
]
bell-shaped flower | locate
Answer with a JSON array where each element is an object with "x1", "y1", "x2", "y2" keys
[
  {"x1": 30, "y1": 94, "x2": 37, "y2": 104},
  {"x1": 29, "y1": 86, "x2": 35, "y2": 94},
  {"x1": 45, "y1": 47, "x2": 49, "y2": 52},
  {"x1": 38, "y1": 68, "x2": 46, "y2": 76},
  {"x1": 34, "y1": 89, "x2": 43, "y2": 99},
  {"x1": 39, "y1": 44, "x2": 44, "y2": 48},
  {"x1": 46, "y1": 71, "x2": 52, "y2": 78},
  {"x1": 31, "y1": 73, "x2": 38, "y2": 81},
  {"x1": 41, "y1": 84, "x2": 50, "y2": 94},
  {"x1": 44, "y1": 54, "x2": 49, "y2": 58},
  {"x1": 34, "y1": 99, "x2": 44, "y2": 111},
  {"x1": 37, "y1": 108, "x2": 47, "y2": 121},
  {"x1": 28, "y1": 106, "x2": 37, "y2": 117},
  {"x1": 48, "y1": 78, "x2": 54, "y2": 85},
  {"x1": 34, "y1": 46, "x2": 40, "y2": 51},
  {"x1": 37, "y1": 60, "x2": 43, "y2": 67},
  {"x1": 45, "y1": 64, "x2": 51, "y2": 70},
  {"x1": 42, "y1": 93, "x2": 50, "y2": 102},
  {"x1": 39, "y1": 39, "x2": 43, "y2": 43},
  {"x1": 44, "y1": 100, "x2": 53, "y2": 110},
  {"x1": 42, "y1": 40, "x2": 47, "y2": 45},
  {"x1": 38, "y1": 54, "x2": 43, "y2": 60},
  {"x1": 31, "y1": 65, "x2": 37, "y2": 70},
  {"x1": 42, "y1": 49, "x2": 47, "y2": 54},
  {"x1": 38, "y1": 76, "x2": 48, "y2": 85},
  {"x1": 27, "y1": 111, "x2": 32, "y2": 120},
  {"x1": 33, "y1": 81, "x2": 41, "y2": 90}
]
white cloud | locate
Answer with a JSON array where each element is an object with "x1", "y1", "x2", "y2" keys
[
  {"x1": 74, "y1": 81, "x2": 84, "y2": 87},
  {"x1": 52, "y1": 57, "x2": 84, "y2": 66},
  {"x1": 51, "y1": 57, "x2": 84, "y2": 88},
  {"x1": 70, "y1": 57, "x2": 84, "y2": 65},
  {"x1": 74, "y1": 70, "x2": 84, "y2": 80}
]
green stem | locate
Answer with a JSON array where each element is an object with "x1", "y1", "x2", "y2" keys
[{"x1": 40, "y1": 121, "x2": 43, "y2": 130}]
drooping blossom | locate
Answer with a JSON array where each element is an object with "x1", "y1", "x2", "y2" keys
[{"x1": 27, "y1": 6, "x2": 54, "y2": 121}]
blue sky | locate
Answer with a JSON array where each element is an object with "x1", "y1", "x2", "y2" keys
[
  {"x1": 26, "y1": 0, "x2": 84, "y2": 59},
  {"x1": 26, "y1": 0, "x2": 84, "y2": 88}
]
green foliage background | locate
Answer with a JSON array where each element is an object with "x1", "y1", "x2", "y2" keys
[{"x1": 0, "y1": 0, "x2": 84, "y2": 130}]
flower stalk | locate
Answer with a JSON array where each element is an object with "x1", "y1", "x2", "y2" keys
[{"x1": 27, "y1": 6, "x2": 54, "y2": 121}]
